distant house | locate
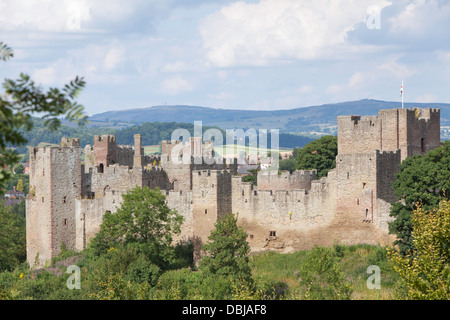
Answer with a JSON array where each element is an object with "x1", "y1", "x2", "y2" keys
[
  {"x1": 4, "y1": 186, "x2": 25, "y2": 199},
  {"x1": 3, "y1": 186, "x2": 25, "y2": 206},
  {"x1": 12, "y1": 161, "x2": 30, "y2": 175},
  {"x1": 23, "y1": 161, "x2": 30, "y2": 175},
  {"x1": 237, "y1": 164, "x2": 260, "y2": 176}
]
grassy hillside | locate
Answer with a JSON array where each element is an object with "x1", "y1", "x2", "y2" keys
[{"x1": 250, "y1": 244, "x2": 400, "y2": 300}]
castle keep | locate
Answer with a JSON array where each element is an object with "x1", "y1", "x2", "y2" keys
[{"x1": 26, "y1": 108, "x2": 440, "y2": 266}]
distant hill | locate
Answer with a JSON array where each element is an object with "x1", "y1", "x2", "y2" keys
[{"x1": 89, "y1": 99, "x2": 450, "y2": 135}]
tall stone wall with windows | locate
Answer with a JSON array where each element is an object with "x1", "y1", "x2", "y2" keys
[{"x1": 26, "y1": 107, "x2": 441, "y2": 267}]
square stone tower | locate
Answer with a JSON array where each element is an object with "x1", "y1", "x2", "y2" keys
[
  {"x1": 191, "y1": 169, "x2": 233, "y2": 264},
  {"x1": 338, "y1": 108, "x2": 440, "y2": 161},
  {"x1": 26, "y1": 138, "x2": 82, "y2": 266},
  {"x1": 334, "y1": 107, "x2": 440, "y2": 243}
]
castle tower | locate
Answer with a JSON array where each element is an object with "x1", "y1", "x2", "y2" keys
[
  {"x1": 334, "y1": 107, "x2": 440, "y2": 244},
  {"x1": 26, "y1": 138, "x2": 82, "y2": 266},
  {"x1": 338, "y1": 108, "x2": 440, "y2": 161},
  {"x1": 133, "y1": 134, "x2": 144, "y2": 167},
  {"x1": 93, "y1": 135, "x2": 118, "y2": 171},
  {"x1": 192, "y1": 169, "x2": 232, "y2": 264}
]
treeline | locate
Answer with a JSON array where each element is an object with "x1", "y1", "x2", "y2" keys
[{"x1": 10, "y1": 118, "x2": 315, "y2": 153}]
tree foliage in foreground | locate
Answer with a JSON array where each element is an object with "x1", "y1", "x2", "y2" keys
[
  {"x1": 298, "y1": 246, "x2": 353, "y2": 300},
  {"x1": 389, "y1": 141, "x2": 450, "y2": 256},
  {"x1": 0, "y1": 41, "x2": 87, "y2": 195},
  {"x1": 200, "y1": 213, "x2": 253, "y2": 284},
  {"x1": 388, "y1": 199, "x2": 450, "y2": 300},
  {"x1": 0, "y1": 200, "x2": 26, "y2": 272},
  {"x1": 89, "y1": 186, "x2": 184, "y2": 270}
]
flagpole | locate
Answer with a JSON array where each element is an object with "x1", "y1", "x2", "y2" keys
[{"x1": 401, "y1": 81, "x2": 404, "y2": 109}]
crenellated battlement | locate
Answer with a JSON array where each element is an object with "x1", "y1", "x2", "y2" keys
[
  {"x1": 257, "y1": 169, "x2": 318, "y2": 192},
  {"x1": 338, "y1": 107, "x2": 440, "y2": 161},
  {"x1": 26, "y1": 106, "x2": 442, "y2": 267}
]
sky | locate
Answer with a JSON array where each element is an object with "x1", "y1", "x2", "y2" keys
[{"x1": 1, "y1": 0, "x2": 449, "y2": 116}]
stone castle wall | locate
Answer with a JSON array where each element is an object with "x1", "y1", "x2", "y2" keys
[
  {"x1": 231, "y1": 170, "x2": 337, "y2": 252},
  {"x1": 26, "y1": 142, "x2": 82, "y2": 266},
  {"x1": 338, "y1": 108, "x2": 440, "y2": 161},
  {"x1": 26, "y1": 107, "x2": 441, "y2": 267},
  {"x1": 257, "y1": 169, "x2": 317, "y2": 191}
]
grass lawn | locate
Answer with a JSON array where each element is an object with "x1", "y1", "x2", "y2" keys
[
  {"x1": 143, "y1": 145, "x2": 161, "y2": 155},
  {"x1": 249, "y1": 244, "x2": 401, "y2": 300},
  {"x1": 214, "y1": 144, "x2": 292, "y2": 157}
]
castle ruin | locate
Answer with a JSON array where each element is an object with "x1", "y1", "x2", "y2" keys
[{"x1": 26, "y1": 107, "x2": 440, "y2": 266}]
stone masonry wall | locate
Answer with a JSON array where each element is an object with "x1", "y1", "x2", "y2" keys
[
  {"x1": 26, "y1": 142, "x2": 82, "y2": 266},
  {"x1": 257, "y1": 169, "x2": 317, "y2": 191},
  {"x1": 231, "y1": 169, "x2": 337, "y2": 253}
]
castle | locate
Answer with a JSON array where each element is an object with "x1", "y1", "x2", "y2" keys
[{"x1": 26, "y1": 107, "x2": 441, "y2": 267}]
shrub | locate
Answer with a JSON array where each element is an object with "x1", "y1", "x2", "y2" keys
[{"x1": 298, "y1": 246, "x2": 352, "y2": 300}]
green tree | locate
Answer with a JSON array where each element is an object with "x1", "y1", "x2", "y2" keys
[
  {"x1": 89, "y1": 186, "x2": 184, "y2": 270},
  {"x1": 279, "y1": 156, "x2": 297, "y2": 173},
  {"x1": 387, "y1": 199, "x2": 450, "y2": 299},
  {"x1": 295, "y1": 135, "x2": 337, "y2": 178},
  {"x1": 0, "y1": 201, "x2": 26, "y2": 271},
  {"x1": 241, "y1": 168, "x2": 259, "y2": 185},
  {"x1": 200, "y1": 213, "x2": 253, "y2": 284},
  {"x1": 389, "y1": 141, "x2": 450, "y2": 256},
  {"x1": 298, "y1": 246, "x2": 352, "y2": 300},
  {"x1": 14, "y1": 163, "x2": 24, "y2": 175},
  {"x1": 6, "y1": 174, "x2": 29, "y2": 195},
  {"x1": 0, "y1": 41, "x2": 87, "y2": 195},
  {"x1": 16, "y1": 179, "x2": 24, "y2": 192}
]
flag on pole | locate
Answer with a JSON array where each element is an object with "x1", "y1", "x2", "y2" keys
[{"x1": 401, "y1": 81, "x2": 404, "y2": 108}]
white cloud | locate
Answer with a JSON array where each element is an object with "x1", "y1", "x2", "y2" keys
[
  {"x1": 103, "y1": 46, "x2": 126, "y2": 71},
  {"x1": 161, "y1": 76, "x2": 194, "y2": 95},
  {"x1": 0, "y1": 0, "x2": 170, "y2": 34},
  {"x1": 348, "y1": 72, "x2": 366, "y2": 88},
  {"x1": 208, "y1": 92, "x2": 234, "y2": 100},
  {"x1": 32, "y1": 66, "x2": 58, "y2": 86},
  {"x1": 31, "y1": 42, "x2": 131, "y2": 86},
  {"x1": 0, "y1": 0, "x2": 92, "y2": 32},
  {"x1": 326, "y1": 84, "x2": 342, "y2": 95},
  {"x1": 162, "y1": 61, "x2": 188, "y2": 73},
  {"x1": 389, "y1": 0, "x2": 450, "y2": 37},
  {"x1": 297, "y1": 85, "x2": 314, "y2": 95},
  {"x1": 378, "y1": 56, "x2": 418, "y2": 79},
  {"x1": 199, "y1": 0, "x2": 392, "y2": 67}
]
